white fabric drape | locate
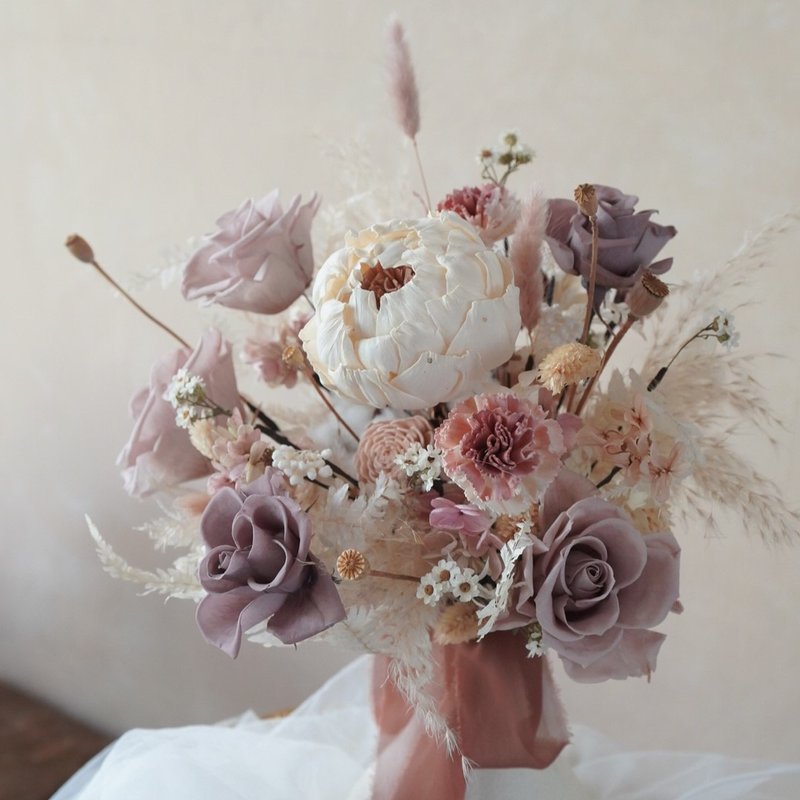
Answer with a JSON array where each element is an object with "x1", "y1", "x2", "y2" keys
[{"x1": 52, "y1": 656, "x2": 800, "y2": 800}]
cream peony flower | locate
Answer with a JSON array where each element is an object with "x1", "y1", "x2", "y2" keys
[{"x1": 299, "y1": 213, "x2": 520, "y2": 409}]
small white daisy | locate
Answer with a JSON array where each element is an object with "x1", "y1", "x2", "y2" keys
[
  {"x1": 432, "y1": 559, "x2": 459, "y2": 588},
  {"x1": 451, "y1": 568, "x2": 481, "y2": 603},
  {"x1": 416, "y1": 573, "x2": 444, "y2": 606}
]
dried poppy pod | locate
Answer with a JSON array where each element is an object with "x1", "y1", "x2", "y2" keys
[
  {"x1": 336, "y1": 549, "x2": 368, "y2": 581},
  {"x1": 627, "y1": 270, "x2": 670, "y2": 319},
  {"x1": 64, "y1": 233, "x2": 95, "y2": 264},
  {"x1": 574, "y1": 183, "x2": 598, "y2": 217}
]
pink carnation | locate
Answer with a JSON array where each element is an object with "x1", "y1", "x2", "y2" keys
[
  {"x1": 436, "y1": 184, "x2": 519, "y2": 244},
  {"x1": 434, "y1": 393, "x2": 580, "y2": 513}
]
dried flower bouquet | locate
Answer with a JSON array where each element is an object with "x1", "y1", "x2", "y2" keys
[{"x1": 67, "y1": 17, "x2": 798, "y2": 799}]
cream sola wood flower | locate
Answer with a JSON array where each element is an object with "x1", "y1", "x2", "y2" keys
[{"x1": 299, "y1": 213, "x2": 521, "y2": 409}]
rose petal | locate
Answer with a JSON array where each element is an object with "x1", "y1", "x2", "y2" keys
[
  {"x1": 195, "y1": 588, "x2": 284, "y2": 658},
  {"x1": 616, "y1": 532, "x2": 681, "y2": 629},
  {"x1": 561, "y1": 629, "x2": 666, "y2": 683},
  {"x1": 266, "y1": 563, "x2": 346, "y2": 644}
]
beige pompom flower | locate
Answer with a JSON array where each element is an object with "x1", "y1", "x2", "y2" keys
[
  {"x1": 433, "y1": 603, "x2": 479, "y2": 645},
  {"x1": 536, "y1": 342, "x2": 601, "y2": 394},
  {"x1": 356, "y1": 415, "x2": 433, "y2": 483}
]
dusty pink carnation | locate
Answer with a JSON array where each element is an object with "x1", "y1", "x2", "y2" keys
[
  {"x1": 356, "y1": 416, "x2": 433, "y2": 483},
  {"x1": 434, "y1": 393, "x2": 580, "y2": 513},
  {"x1": 242, "y1": 312, "x2": 310, "y2": 388},
  {"x1": 436, "y1": 184, "x2": 520, "y2": 244}
]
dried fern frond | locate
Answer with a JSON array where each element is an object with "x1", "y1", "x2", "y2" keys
[
  {"x1": 134, "y1": 509, "x2": 201, "y2": 551},
  {"x1": 86, "y1": 515, "x2": 203, "y2": 600}
]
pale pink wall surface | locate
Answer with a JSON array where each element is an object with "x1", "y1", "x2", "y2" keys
[{"x1": 2, "y1": 0, "x2": 799, "y2": 762}]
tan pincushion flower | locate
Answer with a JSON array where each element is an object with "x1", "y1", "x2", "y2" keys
[
  {"x1": 433, "y1": 603, "x2": 479, "y2": 645},
  {"x1": 537, "y1": 342, "x2": 602, "y2": 394},
  {"x1": 356, "y1": 416, "x2": 433, "y2": 483}
]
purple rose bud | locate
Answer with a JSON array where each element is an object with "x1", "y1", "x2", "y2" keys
[{"x1": 546, "y1": 185, "x2": 677, "y2": 308}]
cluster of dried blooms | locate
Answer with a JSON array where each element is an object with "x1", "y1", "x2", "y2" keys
[{"x1": 70, "y1": 20, "x2": 797, "y2": 727}]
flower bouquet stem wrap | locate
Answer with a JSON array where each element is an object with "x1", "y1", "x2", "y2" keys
[{"x1": 371, "y1": 632, "x2": 569, "y2": 800}]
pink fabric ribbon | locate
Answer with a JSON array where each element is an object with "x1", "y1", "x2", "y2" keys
[{"x1": 371, "y1": 631, "x2": 570, "y2": 800}]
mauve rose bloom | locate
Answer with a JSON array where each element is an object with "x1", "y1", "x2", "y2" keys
[
  {"x1": 435, "y1": 393, "x2": 581, "y2": 513},
  {"x1": 546, "y1": 185, "x2": 676, "y2": 307},
  {"x1": 437, "y1": 184, "x2": 520, "y2": 244},
  {"x1": 196, "y1": 470, "x2": 345, "y2": 657},
  {"x1": 356, "y1": 415, "x2": 433, "y2": 483},
  {"x1": 182, "y1": 190, "x2": 320, "y2": 314},
  {"x1": 117, "y1": 329, "x2": 240, "y2": 497},
  {"x1": 533, "y1": 470, "x2": 681, "y2": 682}
]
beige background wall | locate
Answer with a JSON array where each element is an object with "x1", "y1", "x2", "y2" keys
[{"x1": 3, "y1": 0, "x2": 799, "y2": 763}]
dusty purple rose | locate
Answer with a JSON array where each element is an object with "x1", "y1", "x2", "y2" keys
[
  {"x1": 546, "y1": 185, "x2": 677, "y2": 307},
  {"x1": 182, "y1": 190, "x2": 320, "y2": 314},
  {"x1": 533, "y1": 470, "x2": 681, "y2": 682},
  {"x1": 117, "y1": 328, "x2": 240, "y2": 497},
  {"x1": 196, "y1": 470, "x2": 345, "y2": 657}
]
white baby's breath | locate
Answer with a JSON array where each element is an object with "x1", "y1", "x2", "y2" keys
[
  {"x1": 164, "y1": 368, "x2": 206, "y2": 409},
  {"x1": 525, "y1": 623, "x2": 545, "y2": 658},
  {"x1": 271, "y1": 445, "x2": 334, "y2": 486},
  {"x1": 394, "y1": 442, "x2": 442, "y2": 490}
]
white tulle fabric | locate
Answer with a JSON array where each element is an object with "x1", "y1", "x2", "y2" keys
[{"x1": 53, "y1": 656, "x2": 800, "y2": 800}]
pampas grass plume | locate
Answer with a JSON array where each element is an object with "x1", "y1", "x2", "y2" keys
[
  {"x1": 386, "y1": 17, "x2": 420, "y2": 140},
  {"x1": 511, "y1": 192, "x2": 548, "y2": 331}
]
